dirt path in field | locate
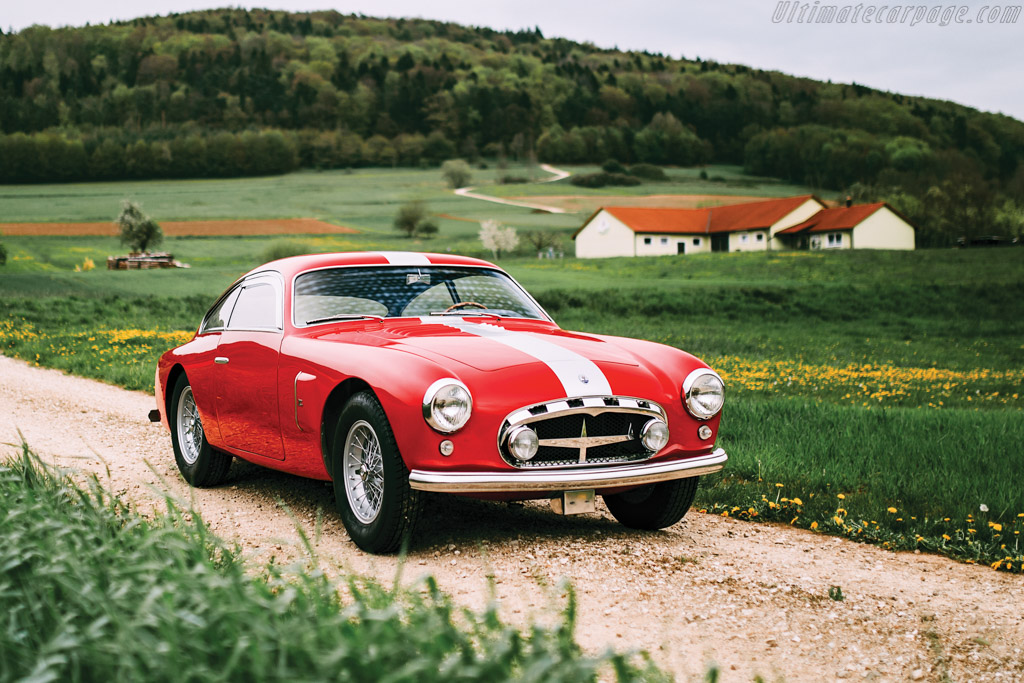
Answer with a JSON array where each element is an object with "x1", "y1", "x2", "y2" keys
[
  {"x1": 1, "y1": 354, "x2": 1021, "y2": 682},
  {"x1": 452, "y1": 164, "x2": 572, "y2": 214}
]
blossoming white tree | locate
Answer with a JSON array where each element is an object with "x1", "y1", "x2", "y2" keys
[{"x1": 479, "y1": 220, "x2": 519, "y2": 259}]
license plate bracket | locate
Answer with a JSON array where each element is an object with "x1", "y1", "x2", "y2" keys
[{"x1": 550, "y1": 489, "x2": 596, "y2": 515}]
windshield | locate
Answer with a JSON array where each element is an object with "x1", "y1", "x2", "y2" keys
[{"x1": 293, "y1": 266, "x2": 548, "y2": 325}]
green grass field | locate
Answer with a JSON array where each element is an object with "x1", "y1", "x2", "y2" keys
[
  {"x1": 0, "y1": 447, "x2": 664, "y2": 681},
  {"x1": 1, "y1": 166, "x2": 1022, "y2": 571}
]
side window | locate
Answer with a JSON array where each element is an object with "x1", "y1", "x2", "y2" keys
[
  {"x1": 201, "y1": 288, "x2": 240, "y2": 333},
  {"x1": 228, "y1": 281, "x2": 281, "y2": 330}
]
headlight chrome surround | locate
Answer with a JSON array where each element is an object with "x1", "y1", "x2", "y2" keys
[
  {"x1": 422, "y1": 379, "x2": 473, "y2": 433},
  {"x1": 682, "y1": 368, "x2": 725, "y2": 420}
]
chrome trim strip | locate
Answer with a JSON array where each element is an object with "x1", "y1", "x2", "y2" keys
[
  {"x1": 293, "y1": 371, "x2": 316, "y2": 431},
  {"x1": 408, "y1": 448, "x2": 727, "y2": 493},
  {"x1": 214, "y1": 357, "x2": 229, "y2": 364}
]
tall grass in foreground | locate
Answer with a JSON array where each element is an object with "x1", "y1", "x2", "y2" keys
[{"x1": 0, "y1": 446, "x2": 665, "y2": 682}]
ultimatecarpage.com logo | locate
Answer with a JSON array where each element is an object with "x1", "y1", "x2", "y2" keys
[{"x1": 771, "y1": 2, "x2": 1021, "y2": 26}]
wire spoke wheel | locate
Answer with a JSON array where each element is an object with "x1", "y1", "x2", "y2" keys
[
  {"x1": 175, "y1": 386, "x2": 204, "y2": 466},
  {"x1": 343, "y1": 420, "x2": 385, "y2": 524}
]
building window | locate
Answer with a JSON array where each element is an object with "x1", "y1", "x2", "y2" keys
[
  {"x1": 740, "y1": 234, "x2": 749, "y2": 243},
  {"x1": 692, "y1": 238, "x2": 701, "y2": 246},
  {"x1": 756, "y1": 233, "x2": 764, "y2": 241},
  {"x1": 660, "y1": 238, "x2": 669, "y2": 245},
  {"x1": 827, "y1": 233, "x2": 843, "y2": 247},
  {"x1": 643, "y1": 237, "x2": 652, "y2": 245}
]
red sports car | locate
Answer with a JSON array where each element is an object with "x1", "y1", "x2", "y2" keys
[{"x1": 153, "y1": 252, "x2": 726, "y2": 553}]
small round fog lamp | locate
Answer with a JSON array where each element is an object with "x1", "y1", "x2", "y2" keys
[
  {"x1": 640, "y1": 419, "x2": 670, "y2": 452},
  {"x1": 507, "y1": 426, "x2": 540, "y2": 461},
  {"x1": 439, "y1": 440, "x2": 455, "y2": 456},
  {"x1": 698, "y1": 425, "x2": 713, "y2": 440}
]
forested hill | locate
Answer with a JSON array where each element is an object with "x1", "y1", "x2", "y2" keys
[{"x1": 1, "y1": 8, "x2": 1023, "y2": 244}]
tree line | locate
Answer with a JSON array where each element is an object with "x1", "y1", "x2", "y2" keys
[{"x1": 2, "y1": 8, "x2": 1023, "y2": 242}]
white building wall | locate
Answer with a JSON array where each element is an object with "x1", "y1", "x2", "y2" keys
[
  {"x1": 574, "y1": 211, "x2": 637, "y2": 258},
  {"x1": 770, "y1": 199, "x2": 828, "y2": 251},
  {"x1": 728, "y1": 230, "x2": 770, "y2": 252},
  {"x1": 851, "y1": 207, "x2": 916, "y2": 250},
  {"x1": 635, "y1": 233, "x2": 708, "y2": 256}
]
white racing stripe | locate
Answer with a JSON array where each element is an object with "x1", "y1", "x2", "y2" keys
[
  {"x1": 377, "y1": 251, "x2": 432, "y2": 265},
  {"x1": 424, "y1": 317, "x2": 612, "y2": 397}
]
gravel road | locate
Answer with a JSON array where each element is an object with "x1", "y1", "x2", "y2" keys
[{"x1": 1, "y1": 354, "x2": 1021, "y2": 682}]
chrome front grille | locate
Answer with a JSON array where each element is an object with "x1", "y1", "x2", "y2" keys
[{"x1": 498, "y1": 396, "x2": 666, "y2": 469}]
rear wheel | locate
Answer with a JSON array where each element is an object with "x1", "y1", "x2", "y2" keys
[
  {"x1": 169, "y1": 373, "x2": 232, "y2": 487},
  {"x1": 603, "y1": 476, "x2": 699, "y2": 530},
  {"x1": 331, "y1": 391, "x2": 420, "y2": 553}
]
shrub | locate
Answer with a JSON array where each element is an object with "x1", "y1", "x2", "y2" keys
[
  {"x1": 441, "y1": 159, "x2": 472, "y2": 188},
  {"x1": 627, "y1": 163, "x2": 667, "y2": 181},
  {"x1": 569, "y1": 172, "x2": 642, "y2": 188},
  {"x1": 498, "y1": 175, "x2": 530, "y2": 184},
  {"x1": 0, "y1": 242, "x2": 6, "y2": 266},
  {"x1": 261, "y1": 240, "x2": 315, "y2": 262},
  {"x1": 394, "y1": 200, "x2": 439, "y2": 238},
  {"x1": 601, "y1": 159, "x2": 626, "y2": 174}
]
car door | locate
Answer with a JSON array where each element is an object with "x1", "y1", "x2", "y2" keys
[{"x1": 214, "y1": 273, "x2": 285, "y2": 460}]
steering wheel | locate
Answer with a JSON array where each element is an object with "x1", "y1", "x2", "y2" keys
[{"x1": 444, "y1": 301, "x2": 488, "y2": 312}]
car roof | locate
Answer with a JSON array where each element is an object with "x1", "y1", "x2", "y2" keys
[{"x1": 241, "y1": 251, "x2": 501, "y2": 282}]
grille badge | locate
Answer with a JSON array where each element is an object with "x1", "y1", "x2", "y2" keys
[{"x1": 538, "y1": 419, "x2": 636, "y2": 463}]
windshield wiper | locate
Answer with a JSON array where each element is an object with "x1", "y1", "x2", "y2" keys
[
  {"x1": 428, "y1": 310, "x2": 503, "y2": 318},
  {"x1": 306, "y1": 314, "x2": 384, "y2": 325}
]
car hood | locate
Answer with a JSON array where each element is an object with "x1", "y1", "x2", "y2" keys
[{"x1": 353, "y1": 317, "x2": 646, "y2": 399}]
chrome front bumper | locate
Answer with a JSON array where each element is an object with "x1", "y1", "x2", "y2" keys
[{"x1": 407, "y1": 448, "x2": 727, "y2": 494}]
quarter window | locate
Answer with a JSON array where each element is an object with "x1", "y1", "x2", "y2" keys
[
  {"x1": 228, "y1": 282, "x2": 280, "y2": 330},
  {"x1": 201, "y1": 288, "x2": 240, "y2": 333}
]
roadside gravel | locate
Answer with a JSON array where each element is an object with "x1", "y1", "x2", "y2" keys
[{"x1": 1, "y1": 354, "x2": 1021, "y2": 682}]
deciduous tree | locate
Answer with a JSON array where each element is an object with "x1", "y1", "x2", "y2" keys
[{"x1": 116, "y1": 200, "x2": 163, "y2": 254}]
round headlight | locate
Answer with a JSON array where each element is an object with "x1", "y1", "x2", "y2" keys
[
  {"x1": 640, "y1": 419, "x2": 670, "y2": 452},
  {"x1": 422, "y1": 379, "x2": 473, "y2": 433},
  {"x1": 506, "y1": 426, "x2": 539, "y2": 461},
  {"x1": 682, "y1": 369, "x2": 724, "y2": 420}
]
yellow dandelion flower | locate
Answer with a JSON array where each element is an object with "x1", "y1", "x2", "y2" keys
[
  {"x1": 810, "y1": 521, "x2": 818, "y2": 530},
  {"x1": 887, "y1": 507, "x2": 898, "y2": 514},
  {"x1": 942, "y1": 534, "x2": 951, "y2": 541},
  {"x1": 837, "y1": 494, "x2": 845, "y2": 500},
  {"x1": 989, "y1": 522, "x2": 1003, "y2": 532},
  {"x1": 792, "y1": 497, "x2": 803, "y2": 506}
]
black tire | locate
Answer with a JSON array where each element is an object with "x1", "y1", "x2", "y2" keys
[
  {"x1": 603, "y1": 476, "x2": 699, "y2": 530},
  {"x1": 331, "y1": 391, "x2": 421, "y2": 554},
  {"x1": 169, "y1": 373, "x2": 232, "y2": 487}
]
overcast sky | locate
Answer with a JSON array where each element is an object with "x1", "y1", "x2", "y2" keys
[{"x1": 6, "y1": 1, "x2": 1023, "y2": 121}]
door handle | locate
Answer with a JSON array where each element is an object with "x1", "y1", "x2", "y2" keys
[{"x1": 214, "y1": 357, "x2": 229, "y2": 365}]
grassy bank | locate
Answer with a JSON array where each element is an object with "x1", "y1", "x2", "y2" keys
[{"x1": 0, "y1": 446, "x2": 664, "y2": 681}]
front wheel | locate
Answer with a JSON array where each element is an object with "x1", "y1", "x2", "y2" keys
[
  {"x1": 169, "y1": 373, "x2": 232, "y2": 487},
  {"x1": 603, "y1": 476, "x2": 699, "y2": 530},
  {"x1": 331, "y1": 391, "x2": 421, "y2": 553}
]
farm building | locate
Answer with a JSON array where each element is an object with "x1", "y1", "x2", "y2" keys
[
  {"x1": 573, "y1": 196, "x2": 915, "y2": 257},
  {"x1": 774, "y1": 202, "x2": 916, "y2": 251}
]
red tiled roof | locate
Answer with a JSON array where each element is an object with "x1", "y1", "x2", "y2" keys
[
  {"x1": 776, "y1": 203, "x2": 886, "y2": 235},
  {"x1": 597, "y1": 195, "x2": 820, "y2": 236},
  {"x1": 602, "y1": 206, "x2": 711, "y2": 234}
]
